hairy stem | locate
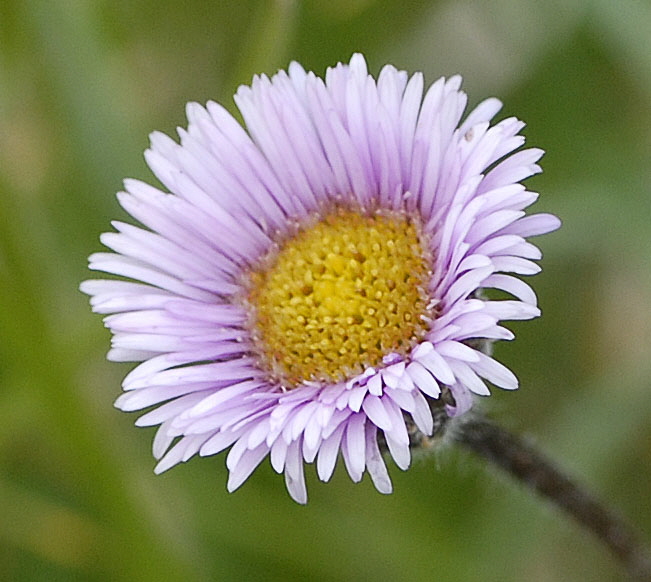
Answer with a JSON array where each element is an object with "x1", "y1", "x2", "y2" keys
[{"x1": 456, "y1": 415, "x2": 651, "y2": 581}]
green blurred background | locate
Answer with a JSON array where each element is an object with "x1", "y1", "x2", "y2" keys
[{"x1": 1, "y1": 1, "x2": 650, "y2": 580}]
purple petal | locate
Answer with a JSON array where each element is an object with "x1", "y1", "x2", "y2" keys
[{"x1": 365, "y1": 424, "x2": 392, "y2": 494}]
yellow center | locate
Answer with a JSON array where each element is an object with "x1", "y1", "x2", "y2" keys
[{"x1": 244, "y1": 208, "x2": 433, "y2": 388}]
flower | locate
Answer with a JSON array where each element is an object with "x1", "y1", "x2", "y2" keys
[{"x1": 81, "y1": 54, "x2": 560, "y2": 503}]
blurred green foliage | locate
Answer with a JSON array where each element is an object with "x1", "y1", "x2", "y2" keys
[{"x1": 1, "y1": 1, "x2": 651, "y2": 580}]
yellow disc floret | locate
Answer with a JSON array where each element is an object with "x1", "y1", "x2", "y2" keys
[{"x1": 244, "y1": 207, "x2": 433, "y2": 388}]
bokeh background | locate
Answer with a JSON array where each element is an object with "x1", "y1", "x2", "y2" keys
[{"x1": 2, "y1": 1, "x2": 651, "y2": 580}]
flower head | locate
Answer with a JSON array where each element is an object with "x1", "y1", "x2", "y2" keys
[{"x1": 82, "y1": 54, "x2": 560, "y2": 503}]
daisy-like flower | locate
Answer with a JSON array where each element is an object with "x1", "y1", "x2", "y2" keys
[{"x1": 82, "y1": 54, "x2": 560, "y2": 503}]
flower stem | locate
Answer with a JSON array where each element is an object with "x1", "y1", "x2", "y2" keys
[{"x1": 456, "y1": 415, "x2": 651, "y2": 581}]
